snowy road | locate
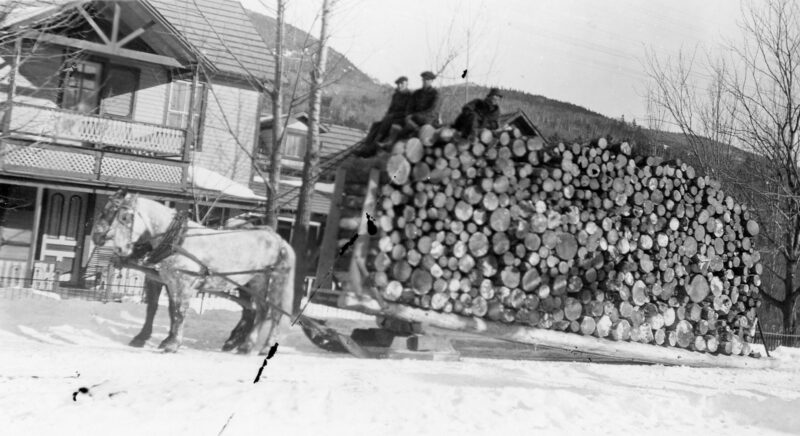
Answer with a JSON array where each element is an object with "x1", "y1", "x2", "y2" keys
[{"x1": 2, "y1": 295, "x2": 800, "y2": 436}]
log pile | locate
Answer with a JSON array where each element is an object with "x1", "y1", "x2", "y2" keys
[{"x1": 355, "y1": 127, "x2": 763, "y2": 357}]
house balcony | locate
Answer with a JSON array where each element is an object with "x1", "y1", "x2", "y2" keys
[
  {"x1": 6, "y1": 102, "x2": 187, "y2": 157},
  {"x1": 1, "y1": 103, "x2": 188, "y2": 191}
]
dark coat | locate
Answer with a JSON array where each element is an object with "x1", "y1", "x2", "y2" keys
[
  {"x1": 385, "y1": 89, "x2": 412, "y2": 119},
  {"x1": 463, "y1": 98, "x2": 500, "y2": 129},
  {"x1": 451, "y1": 98, "x2": 501, "y2": 136},
  {"x1": 408, "y1": 86, "x2": 440, "y2": 124}
]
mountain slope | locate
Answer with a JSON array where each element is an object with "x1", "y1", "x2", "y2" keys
[{"x1": 244, "y1": 9, "x2": 678, "y2": 148}]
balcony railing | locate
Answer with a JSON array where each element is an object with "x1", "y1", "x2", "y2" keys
[
  {"x1": 7, "y1": 103, "x2": 186, "y2": 157},
  {"x1": 0, "y1": 141, "x2": 187, "y2": 191}
]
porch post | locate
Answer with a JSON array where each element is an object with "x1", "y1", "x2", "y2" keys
[
  {"x1": 181, "y1": 65, "x2": 200, "y2": 189},
  {"x1": 26, "y1": 186, "x2": 44, "y2": 281},
  {"x1": 183, "y1": 64, "x2": 200, "y2": 161},
  {"x1": 2, "y1": 37, "x2": 22, "y2": 136}
]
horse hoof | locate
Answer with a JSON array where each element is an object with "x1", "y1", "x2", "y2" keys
[
  {"x1": 221, "y1": 341, "x2": 238, "y2": 352},
  {"x1": 129, "y1": 337, "x2": 147, "y2": 348},
  {"x1": 158, "y1": 336, "x2": 177, "y2": 350},
  {"x1": 161, "y1": 342, "x2": 180, "y2": 353}
]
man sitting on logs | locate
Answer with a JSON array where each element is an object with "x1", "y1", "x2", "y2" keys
[
  {"x1": 452, "y1": 87, "x2": 503, "y2": 138},
  {"x1": 396, "y1": 70, "x2": 440, "y2": 140},
  {"x1": 356, "y1": 76, "x2": 412, "y2": 157}
]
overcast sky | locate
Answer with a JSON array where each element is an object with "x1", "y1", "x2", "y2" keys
[{"x1": 241, "y1": 0, "x2": 746, "y2": 124}]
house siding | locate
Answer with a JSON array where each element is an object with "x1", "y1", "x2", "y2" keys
[
  {"x1": 132, "y1": 64, "x2": 169, "y2": 125},
  {"x1": 191, "y1": 80, "x2": 259, "y2": 185}
]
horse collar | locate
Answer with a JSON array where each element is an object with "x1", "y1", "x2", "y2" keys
[{"x1": 143, "y1": 211, "x2": 189, "y2": 265}]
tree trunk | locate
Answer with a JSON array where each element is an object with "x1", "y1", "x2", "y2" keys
[
  {"x1": 291, "y1": 0, "x2": 333, "y2": 314},
  {"x1": 264, "y1": 0, "x2": 286, "y2": 229},
  {"x1": 783, "y1": 257, "x2": 798, "y2": 335}
]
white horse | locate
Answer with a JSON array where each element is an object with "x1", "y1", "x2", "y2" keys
[{"x1": 91, "y1": 190, "x2": 295, "y2": 354}]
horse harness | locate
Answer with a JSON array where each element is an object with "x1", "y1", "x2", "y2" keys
[
  {"x1": 95, "y1": 192, "x2": 364, "y2": 353},
  {"x1": 98, "y1": 195, "x2": 295, "y2": 312}
]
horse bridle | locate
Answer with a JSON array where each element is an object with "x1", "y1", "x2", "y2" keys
[{"x1": 93, "y1": 192, "x2": 141, "y2": 248}]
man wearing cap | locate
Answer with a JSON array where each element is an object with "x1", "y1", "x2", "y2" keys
[
  {"x1": 400, "y1": 70, "x2": 440, "y2": 136},
  {"x1": 357, "y1": 76, "x2": 411, "y2": 157},
  {"x1": 452, "y1": 87, "x2": 504, "y2": 138}
]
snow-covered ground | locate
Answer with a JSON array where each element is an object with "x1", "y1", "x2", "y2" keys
[{"x1": 2, "y1": 290, "x2": 800, "y2": 436}]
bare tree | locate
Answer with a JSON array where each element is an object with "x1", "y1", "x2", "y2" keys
[
  {"x1": 725, "y1": 0, "x2": 800, "y2": 335},
  {"x1": 644, "y1": 49, "x2": 738, "y2": 181},
  {"x1": 645, "y1": 0, "x2": 800, "y2": 334},
  {"x1": 264, "y1": 0, "x2": 286, "y2": 229},
  {"x1": 290, "y1": 0, "x2": 336, "y2": 313}
]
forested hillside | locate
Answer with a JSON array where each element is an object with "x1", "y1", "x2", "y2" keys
[{"x1": 245, "y1": 10, "x2": 681, "y2": 151}]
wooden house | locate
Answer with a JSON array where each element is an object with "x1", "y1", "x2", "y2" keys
[
  {"x1": 252, "y1": 113, "x2": 366, "y2": 247},
  {"x1": 0, "y1": 0, "x2": 273, "y2": 293}
]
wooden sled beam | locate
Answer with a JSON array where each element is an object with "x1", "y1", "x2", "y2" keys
[{"x1": 339, "y1": 295, "x2": 779, "y2": 369}]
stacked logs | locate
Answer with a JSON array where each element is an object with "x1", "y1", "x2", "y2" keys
[{"x1": 363, "y1": 126, "x2": 763, "y2": 357}]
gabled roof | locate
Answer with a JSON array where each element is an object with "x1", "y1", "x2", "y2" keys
[
  {"x1": 498, "y1": 109, "x2": 545, "y2": 138},
  {"x1": 260, "y1": 113, "x2": 366, "y2": 157},
  {"x1": 0, "y1": 0, "x2": 84, "y2": 29},
  {"x1": 319, "y1": 123, "x2": 366, "y2": 155},
  {"x1": 260, "y1": 113, "x2": 330, "y2": 134},
  {"x1": 145, "y1": 0, "x2": 273, "y2": 80},
  {"x1": 2, "y1": 0, "x2": 273, "y2": 81}
]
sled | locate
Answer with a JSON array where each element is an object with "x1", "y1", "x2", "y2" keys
[{"x1": 300, "y1": 155, "x2": 779, "y2": 369}]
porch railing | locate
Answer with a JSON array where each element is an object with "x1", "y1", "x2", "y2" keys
[{"x1": 7, "y1": 103, "x2": 186, "y2": 157}]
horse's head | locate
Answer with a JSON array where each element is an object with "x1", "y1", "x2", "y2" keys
[{"x1": 91, "y1": 189, "x2": 150, "y2": 257}]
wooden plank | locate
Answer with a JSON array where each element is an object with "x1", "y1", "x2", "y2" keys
[
  {"x1": 26, "y1": 32, "x2": 184, "y2": 68},
  {"x1": 117, "y1": 21, "x2": 156, "y2": 48},
  {"x1": 183, "y1": 64, "x2": 200, "y2": 161},
  {"x1": 339, "y1": 296, "x2": 779, "y2": 369},
  {"x1": 76, "y1": 6, "x2": 111, "y2": 45},
  {"x1": 315, "y1": 167, "x2": 347, "y2": 290},
  {"x1": 26, "y1": 187, "x2": 44, "y2": 283},
  {"x1": 347, "y1": 168, "x2": 380, "y2": 296},
  {"x1": 111, "y1": 3, "x2": 121, "y2": 45},
  {"x1": 2, "y1": 37, "x2": 21, "y2": 135}
]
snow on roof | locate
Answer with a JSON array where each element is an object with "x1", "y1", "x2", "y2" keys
[{"x1": 188, "y1": 165, "x2": 265, "y2": 201}]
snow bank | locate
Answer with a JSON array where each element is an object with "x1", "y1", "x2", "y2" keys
[
  {"x1": 1, "y1": 287, "x2": 62, "y2": 300},
  {"x1": 2, "y1": 298, "x2": 800, "y2": 436}
]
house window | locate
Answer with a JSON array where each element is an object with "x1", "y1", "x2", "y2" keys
[
  {"x1": 283, "y1": 133, "x2": 306, "y2": 159},
  {"x1": 100, "y1": 65, "x2": 139, "y2": 119},
  {"x1": 166, "y1": 80, "x2": 205, "y2": 150},
  {"x1": 258, "y1": 131, "x2": 307, "y2": 159},
  {"x1": 61, "y1": 60, "x2": 102, "y2": 113}
]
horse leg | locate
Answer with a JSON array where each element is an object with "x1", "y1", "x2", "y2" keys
[
  {"x1": 130, "y1": 279, "x2": 162, "y2": 347},
  {"x1": 159, "y1": 277, "x2": 194, "y2": 353},
  {"x1": 258, "y1": 244, "x2": 296, "y2": 355},
  {"x1": 157, "y1": 287, "x2": 176, "y2": 349},
  {"x1": 222, "y1": 290, "x2": 257, "y2": 352},
  {"x1": 237, "y1": 275, "x2": 270, "y2": 355}
]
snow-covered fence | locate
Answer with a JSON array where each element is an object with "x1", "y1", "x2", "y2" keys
[
  {"x1": 0, "y1": 260, "x2": 56, "y2": 289},
  {"x1": 97, "y1": 264, "x2": 147, "y2": 299},
  {"x1": 0, "y1": 260, "x2": 27, "y2": 288},
  {"x1": 0, "y1": 260, "x2": 147, "y2": 302},
  {"x1": 752, "y1": 332, "x2": 800, "y2": 352},
  {"x1": 31, "y1": 262, "x2": 56, "y2": 290}
]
